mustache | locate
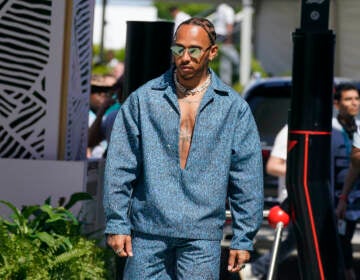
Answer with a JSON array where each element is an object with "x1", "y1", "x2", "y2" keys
[{"x1": 179, "y1": 61, "x2": 191, "y2": 66}]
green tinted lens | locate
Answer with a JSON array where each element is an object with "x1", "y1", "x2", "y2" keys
[
  {"x1": 171, "y1": 45, "x2": 185, "y2": 56},
  {"x1": 188, "y1": 47, "x2": 202, "y2": 59}
]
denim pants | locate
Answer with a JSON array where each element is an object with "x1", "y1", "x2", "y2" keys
[{"x1": 123, "y1": 231, "x2": 221, "y2": 280}]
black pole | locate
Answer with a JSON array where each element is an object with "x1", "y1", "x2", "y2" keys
[
  {"x1": 123, "y1": 21, "x2": 174, "y2": 99},
  {"x1": 287, "y1": 1, "x2": 345, "y2": 279}
]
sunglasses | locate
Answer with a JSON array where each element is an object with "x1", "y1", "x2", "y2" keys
[{"x1": 170, "y1": 45, "x2": 211, "y2": 59}]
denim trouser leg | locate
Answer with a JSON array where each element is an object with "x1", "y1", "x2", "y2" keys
[
  {"x1": 176, "y1": 238, "x2": 221, "y2": 280},
  {"x1": 252, "y1": 223, "x2": 297, "y2": 277},
  {"x1": 123, "y1": 231, "x2": 221, "y2": 280},
  {"x1": 123, "y1": 232, "x2": 176, "y2": 280}
]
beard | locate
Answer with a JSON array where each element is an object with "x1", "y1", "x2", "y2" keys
[{"x1": 176, "y1": 62, "x2": 208, "y2": 81}]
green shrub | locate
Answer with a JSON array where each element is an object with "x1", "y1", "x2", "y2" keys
[
  {"x1": 154, "y1": 2, "x2": 214, "y2": 20},
  {"x1": 0, "y1": 193, "x2": 114, "y2": 280}
]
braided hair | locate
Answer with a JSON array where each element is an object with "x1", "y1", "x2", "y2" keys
[{"x1": 175, "y1": 17, "x2": 217, "y2": 46}]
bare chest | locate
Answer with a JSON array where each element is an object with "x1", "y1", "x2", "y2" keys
[
  {"x1": 178, "y1": 98, "x2": 201, "y2": 127},
  {"x1": 177, "y1": 95, "x2": 203, "y2": 169}
]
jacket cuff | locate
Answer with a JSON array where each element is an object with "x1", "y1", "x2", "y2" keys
[
  {"x1": 230, "y1": 236, "x2": 254, "y2": 251},
  {"x1": 104, "y1": 219, "x2": 131, "y2": 235}
]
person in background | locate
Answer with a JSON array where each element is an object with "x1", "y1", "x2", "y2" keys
[
  {"x1": 212, "y1": 3, "x2": 240, "y2": 85},
  {"x1": 336, "y1": 139, "x2": 360, "y2": 280},
  {"x1": 169, "y1": 5, "x2": 191, "y2": 32},
  {"x1": 111, "y1": 61, "x2": 125, "y2": 80},
  {"x1": 333, "y1": 83, "x2": 360, "y2": 280},
  {"x1": 104, "y1": 17, "x2": 263, "y2": 279},
  {"x1": 106, "y1": 50, "x2": 119, "y2": 68},
  {"x1": 87, "y1": 74, "x2": 117, "y2": 158},
  {"x1": 88, "y1": 75, "x2": 124, "y2": 157},
  {"x1": 240, "y1": 124, "x2": 297, "y2": 280}
]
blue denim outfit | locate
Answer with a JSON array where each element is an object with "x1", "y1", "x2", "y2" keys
[
  {"x1": 103, "y1": 68, "x2": 263, "y2": 274},
  {"x1": 124, "y1": 231, "x2": 221, "y2": 280}
]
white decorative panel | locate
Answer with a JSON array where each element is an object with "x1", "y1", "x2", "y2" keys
[
  {"x1": 0, "y1": 0, "x2": 94, "y2": 160},
  {"x1": 63, "y1": 0, "x2": 94, "y2": 160}
]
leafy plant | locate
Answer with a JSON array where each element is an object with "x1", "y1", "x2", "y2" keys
[
  {"x1": 0, "y1": 193, "x2": 114, "y2": 280},
  {"x1": 154, "y1": 2, "x2": 214, "y2": 20},
  {"x1": 92, "y1": 45, "x2": 126, "y2": 74}
]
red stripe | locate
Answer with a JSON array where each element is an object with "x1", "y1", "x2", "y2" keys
[
  {"x1": 288, "y1": 140, "x2": 298, "y2": 152},
  {"x1": 302, "y1": 134, "x2": 325, "y2": 280},
  {"x1": 291, "y1": 130, "x2": 331, "y2": 135}
]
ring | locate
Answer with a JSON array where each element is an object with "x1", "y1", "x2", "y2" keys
[{"x1": 115, "y1": 248, "x2": 123, "y2": 254}]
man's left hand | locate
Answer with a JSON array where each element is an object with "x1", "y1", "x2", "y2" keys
[{"x1": 227, "y1": 249, "x2": 250, "y2": 273}]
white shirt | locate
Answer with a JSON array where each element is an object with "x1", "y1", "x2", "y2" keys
[
  {"x1": 270, "y1": 125, "x2": 288, "y2": 202},
  {"x1": 353, "y1": 127, "x2": 360, "y2": 149},
  {"x1": 173, "y1": 11, "x2": 190, "y2": 32},
  {"x1": 213, "y1": 3, "x2": 235, "y2": 36},
  {"x1": 88, "y1": 110, "x2": 107, "y2": 158}
]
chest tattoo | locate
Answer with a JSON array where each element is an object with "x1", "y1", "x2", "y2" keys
[{"x1": 179, "y1": 125, "x2": 193, "y2": 144}]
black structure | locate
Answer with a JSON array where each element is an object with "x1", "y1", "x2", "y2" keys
[
  {"x1": 123, "y1": 21, "x2": 174, "y2": 99},
  {"x1": 287, "y1": 1, "x2": 345, "y2": 279}
]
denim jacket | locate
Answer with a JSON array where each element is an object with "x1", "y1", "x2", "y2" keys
[{"x1": 104, "y1": 68, "x2": 263, "y2": 250}]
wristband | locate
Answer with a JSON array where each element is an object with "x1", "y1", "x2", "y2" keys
[{"x1": 338, "y1": 194, "x2": 348, "y2": 201}]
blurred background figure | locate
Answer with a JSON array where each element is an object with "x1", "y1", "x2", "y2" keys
[
  {"x1": 106, "y1": 50, "x2": 119, "y2": 68},
  {"x1": 336, "y1": 129, "x2": 360, "y2": 280},
  {"x1": 111, "y1": 61, "x2": 125, "y2": 79},
  {"x1": 213, "y1": 3, "x2": 240, "y2": 85},
  {"x1": 87, "y1": 74, "x2": 117, "y2": 158},
  {"x1": 336, "y1": 140, "x2": 360, "y2": 280},
  {"x1": 332, "y1": 83, "x2": 360, "y2": 280},
  {"x1": 88, "y1": 75, "x2": 124, "y2": 159},
  {"x1": 169, "y1": 5, "x2": 190, "y2": 32}
]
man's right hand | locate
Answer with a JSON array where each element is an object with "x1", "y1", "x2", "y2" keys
[{"x1": 107, "y1": 234, "x2": 133, "y2": 257}]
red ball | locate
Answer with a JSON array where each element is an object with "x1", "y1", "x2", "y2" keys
[{"x1": 267, "y1": 205, "x2": 290, "y2": 228}]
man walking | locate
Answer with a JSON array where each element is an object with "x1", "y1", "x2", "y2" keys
[{"x1": 104, "y1": 17, "x2": 263, "y2": 279}]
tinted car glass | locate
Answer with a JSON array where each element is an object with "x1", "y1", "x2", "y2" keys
[
  {"x1": 245, "y1": 84, "x2": 292, "y2": 148},
  {"x1": 242, "y1": 80, "x2": 292, "y2": 205}
]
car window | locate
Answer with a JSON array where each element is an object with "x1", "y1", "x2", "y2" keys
[{"x1": 245, "y1": 85, "x2": 291, "y2": 147}]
